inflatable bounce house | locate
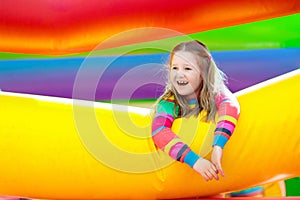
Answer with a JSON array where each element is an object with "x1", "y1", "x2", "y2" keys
[{"x1": 0, "y1": 0, "x2": 299, "y2": 199}]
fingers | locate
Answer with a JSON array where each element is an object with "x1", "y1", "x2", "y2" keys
[
  {"x1": 193, "y1": 158, "x2": 222, "y2": 181},
  {"x1": 207, "y1": 168, "x2": 219, "y2": 180},
  {"x1": 211, "y1": 164, "x2": 217, "y2": 172},
  {"x1": 214, "y1": 162, "x2": 225, "y2": 177},
  {"x1": 211, "y1": 145, "x2": 224, "y2": 177},
  {"x1": 202, "y1": 165, "x2": 219, "y2": 181},
  {"x1": 211, "y1": 157, "x2": 225, "y2": 178},
  {"x1": 217, "y1": 165, "x2": 225, "y2": 177}
]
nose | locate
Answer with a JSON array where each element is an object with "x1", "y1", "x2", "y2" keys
[{"x1": 177, "y1": 68, "x2": 185, "y2": 78}]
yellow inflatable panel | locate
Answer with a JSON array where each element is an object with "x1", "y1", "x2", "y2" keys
[{"x1": 0, "y1": 69, "x2": 299, "y2": 199}]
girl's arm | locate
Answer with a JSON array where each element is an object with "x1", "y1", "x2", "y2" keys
[
  {"x1": 213, "y1": 88, "x2": 240, "y2": 148},
  {"x1": 152, "y1": 98, "x2": 200, "y2": 168},
  {"x1": 152, "y1": 98, "x2": 222, "y2": 180}
]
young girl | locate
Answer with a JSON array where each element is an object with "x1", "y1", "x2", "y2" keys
[{"x1": 151, "y1": 40, "x2": 240, "y2": 181}]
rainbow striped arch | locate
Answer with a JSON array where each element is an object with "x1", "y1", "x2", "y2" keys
[{"x1": 0, "y1": 0, "x2": 299, "y2": 199}]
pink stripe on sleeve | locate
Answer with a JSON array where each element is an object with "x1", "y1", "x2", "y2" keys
[
  {"x1": 216, "y1": 121, "x2": 235, "y2": 133},
  {"x1": 155, "y1": 113, "x2": 174, "y2": 123},
  {"x1": 152, "y1": 117, "x2": 172, "y2": 132},
  {"x1": 152, "y1": 128, "x2": 177, "y2": 149},
  {"x1": 169, "y1": 142, "x2": 185, "y2": 160}
]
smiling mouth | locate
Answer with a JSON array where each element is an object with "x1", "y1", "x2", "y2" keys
[{"x1": 177, "y1": 80, "x2": 188, "y2": 86}]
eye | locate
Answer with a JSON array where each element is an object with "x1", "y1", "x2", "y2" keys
[
  {"x1": 171, "y1": 66, "x2": 178, "y2": 70},
  {"x1": 185, "y1": 67, "x2": 192, "y2": 70}
]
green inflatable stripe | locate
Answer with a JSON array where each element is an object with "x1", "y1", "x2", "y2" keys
[
  {"x1": 0, "y1": 13, "x2": 299, "y2": 59},
  {"x1": 93, "y1": 13, "x2": 300, "y2": 54},
  {"x1": 285, "y1": 177, "x2": 300, "y2": 196},
  {"x1": 0, "y1": 52, "x2": 60, "y2": 60}
]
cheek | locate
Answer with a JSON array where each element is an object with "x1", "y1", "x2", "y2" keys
[
  {"x1": 169, "y1": 71, "x2": 176, "y2": 80},
  {"x1": 190, "y1": 73, "x2": 202, "y2": 86},
  {"x1": 187, "y1": 71, "x2": 200, "y2": 80}
]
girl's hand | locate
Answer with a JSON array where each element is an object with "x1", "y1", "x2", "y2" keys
[
  {"x1": 193, "y1": 158, "x2": 219, "y2": 181},
  {"x1": 211, "y1": 145, "x2": 225, "y2": 177}
]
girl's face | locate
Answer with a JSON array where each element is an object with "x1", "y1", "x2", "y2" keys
[{"x1": 170, "y1": 51, "x2": 202, "y2": 100}]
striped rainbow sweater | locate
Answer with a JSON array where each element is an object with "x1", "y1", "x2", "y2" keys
[{"x1": 152, "y1": 91, "x2": 240, "y2": 168}]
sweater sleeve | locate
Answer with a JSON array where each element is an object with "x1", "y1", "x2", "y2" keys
[
  {"x1": 213, "y1": 88, "x2": 240, "y2": 148},
  {"x1": 152, "y1": 98, "x2": 200, "y2": 168}
]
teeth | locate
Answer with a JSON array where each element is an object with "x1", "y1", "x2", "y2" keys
[{"x1": 177, "y1": 80, "x2": 188, "y2": 85}]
